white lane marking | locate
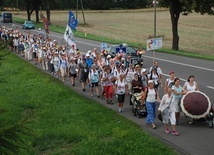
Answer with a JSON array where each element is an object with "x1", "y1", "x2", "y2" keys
[
  {"x1": 207, "y1": 86, "x2": 214, "y2": 90},
  {"x1": 143, "y1": 55, "x2": 214, "y2": 72},
  {"x1": 162, "y1": 73, "x2": 186, "y2": 82}
]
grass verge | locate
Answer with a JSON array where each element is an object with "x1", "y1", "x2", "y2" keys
[
  {"x1": 0, "y1": 50, "x2": 176, "y2": 154},
  {"x1": 13, "y1": 17, "x2": 214, "y2": 61}
]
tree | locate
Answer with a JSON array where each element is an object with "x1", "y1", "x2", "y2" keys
[
  {"x1": 25, "y1": 0, "x2": 34, "y2": 21},
  {"x1": 159, "y1": 0, "x2": 214, "y2": 50},
  {"x1": 42, "y1": 0, "x2": 51, "y2": 22}
]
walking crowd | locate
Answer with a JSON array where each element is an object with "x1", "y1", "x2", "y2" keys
[{"x1": 0, "y1": 26, "x2": 200, "y2": 136}]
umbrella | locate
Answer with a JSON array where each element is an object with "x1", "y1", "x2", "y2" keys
[{"x1": 181, "y1": 91, "x2": 211, "y2": 119}]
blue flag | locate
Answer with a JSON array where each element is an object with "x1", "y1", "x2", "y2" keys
[{"x1": 68, "y1": 10, "x2": 78, "y2": 31}]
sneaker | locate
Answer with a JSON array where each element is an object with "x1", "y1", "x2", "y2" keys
[
  {"x1": 91, "y1": 94, "x2": 93, "y2": 96},
  {"x1": 109, "y1": 100, "x2": 113, "y2": 105},
  {"x1": 118, "y1": 108, "x2": 122, "y2": 113},
  {"x1": 176, "y1": 121, "x2": 181, "y2": 125},
  {"x1": 83, "y1": 89, "x2": 85, "y2": 92},
  {"x1": 172, "y1": 131, "x2": 180, "y2": 136},
  {"x1": 106, "y1": 100, "x2": 110, "y2": 104},
  {"x1": 121, "y1": 109, "x2": 124, "y2": 112},
  {"x1": 165, "y1": 129, "x2": 170, "y2": 134}
]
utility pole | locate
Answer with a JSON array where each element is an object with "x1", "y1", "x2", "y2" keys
[
  {"x1": 80, "y1": 0, "x2": 86, "y2": 25},
  {"x1": 153, "y1": 0, "x2": 157, "y2": 63},
  {"x1": 16, "y1": 0, "x2": 19, "y2": 15},
  {"x1": 76, "y1": 0, "x2": 79, "y2": 20}
]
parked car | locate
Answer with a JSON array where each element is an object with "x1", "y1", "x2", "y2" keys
[
  {"x1": 106, "y1": 43, "x2": 144, "y2": 67},
  {"x1": 1, "y1": 12, "x2": 12, "y2": 23},
  {"x1": 22, "y1": 21, "x2": 35, "y2": 29}
]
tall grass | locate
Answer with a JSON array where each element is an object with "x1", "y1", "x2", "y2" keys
[{"x1": 0, "y1": 51, "x2": 176, "y2": 154}]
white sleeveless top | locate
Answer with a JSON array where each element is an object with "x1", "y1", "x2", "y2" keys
[
  {"x1": 166, "y1": 78, "x2": 174, "y2": 86},
  {"x1": 184, "y1": 81, "x2": 196, "y2": 92}
]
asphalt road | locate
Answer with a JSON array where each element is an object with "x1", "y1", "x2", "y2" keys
[{"x1": 2, "y1": 22, "x2": 214, "y2": 155}]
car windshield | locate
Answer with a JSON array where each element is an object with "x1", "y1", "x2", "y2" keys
[
  {"x1": 125, "y1": 47, "x2": 137, "y2": 56},
  {"x1": 26, "y1": 21, "x2": 33, "y2": 24}
]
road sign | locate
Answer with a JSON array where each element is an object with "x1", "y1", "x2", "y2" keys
[
  {"x1": 100, "y1": 42, "x2": 108, "y2": 51},
  {"x1": 116, "y1": 44, "x2": 126, "y2": 54},
  {"x1": 146, "y1": 37, "x2": 162, "y2": 51}
]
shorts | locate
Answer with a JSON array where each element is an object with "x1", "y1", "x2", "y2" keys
[
  {"x1": 117, "y1": 94, "x2": 125, "y2": 103},
  {"x1": 69, "y1": 73, "x2": 77, "y2": 78},
  {"x1": 60, "y1": 68, "x2": 67, "y2": 77},
  {"x1": 91, "y1": 82, "x2": 98, "y2": 88},
  {"x1": 33, "y1": 52, "x2": 38, "y2": 58},
  {"x1": 162, "y1": 109, "x2": 176, "y2": 125},
  {"x1": 81, "y1": 72, "x2": 89, "y2": 82}
]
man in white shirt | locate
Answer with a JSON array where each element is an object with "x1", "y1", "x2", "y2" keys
[{"x1": 149, "y1": 61, "x2": 163, "y2": 87}]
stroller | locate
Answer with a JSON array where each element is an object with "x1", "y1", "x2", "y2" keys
[
  {"x1": 131, "y1": 93, "x2": 147, "y2": 118},
  {"x1": 181, "y1": 91, "x2": 214, "y2": 128},
  {"x1": 185, "y1": 107, "x2": 214, "y2": 128}
]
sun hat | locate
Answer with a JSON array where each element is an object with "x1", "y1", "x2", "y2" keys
[
  {"x1": 86, "y1": 53, "x2": 90, "y2": 57},
  {"x1": 148, "y1": 80, "x2": 154, "y2": 84}
]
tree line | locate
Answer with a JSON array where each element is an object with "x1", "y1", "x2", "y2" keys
[{"x1": 1, "y1": 0, "x2": 151, "y2": 11}]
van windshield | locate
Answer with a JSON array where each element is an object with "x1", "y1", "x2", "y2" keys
[{"x1": 4, "y1": 13, "x2": 12, "y2": 17}]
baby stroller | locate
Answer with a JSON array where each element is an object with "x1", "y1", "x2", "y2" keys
[
  {"x1": 131, "y1": 93, "x2": 147, "y2": 118},
  {"x1": 181, "y1": 91, "x2": 214, "y2": 128}
]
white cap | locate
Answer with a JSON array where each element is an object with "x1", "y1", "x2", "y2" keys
[
  {"x1": 87, "y1": 50, "x2": 91, "y2": 54},
  {"x1": 141, "y1": 68, "x2": 147, "y2": 73},
  {"x1": 86, "y1": 53, "x2": 90, "y2": 57}
]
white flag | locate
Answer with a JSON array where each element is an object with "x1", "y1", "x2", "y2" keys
[{"x1": 64, "y1": 25, "x2": 76, "y2": 48}]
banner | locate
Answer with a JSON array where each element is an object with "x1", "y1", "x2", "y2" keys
[
  {"x1": 40, "y1": 13, "x2": 51, "y2": 34},
  {"x1": 68, "y1": 10, "x2": 78, "y2": 31},
  {"x1": 64, "y1": 25, "x2": 76, "y2": 48},
  {"x1": 146, "y1": 37, "x2": 163, "y2": 51}
]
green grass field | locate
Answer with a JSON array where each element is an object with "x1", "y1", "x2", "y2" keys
[
  {"x1": 12, "y1": 9, "x2": 214, "y2": 57},
  {"x1": 0, "y1": 50, "x2": 176, "y2": 154}
]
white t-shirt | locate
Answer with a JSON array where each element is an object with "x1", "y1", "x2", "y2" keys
[
  {"x1": 149, "y1": 66, "x2": 162, "y2": 75},
  {"x1": 125, "y1": 68, "x2": 135, "y2": 83},
  {"x1": 148, "y1": 73, "x2": 159, "y2": 85},
  {"x1": 113, "y1": 68, "x2": 124, "y2": 80},
  {"x1": 53, "y1": 56, "x2": 60, "y2": 66},
  {"x1": 115, "y1": 79, "x2": 127, "y2": 95}
]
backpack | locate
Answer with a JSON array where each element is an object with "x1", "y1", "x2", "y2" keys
[
  {"x1": 150, "y1": 72, "x2": 159, "y2": 80},
  {"x1": 168, "y1": 82, "x2": 174, "y2": 88}
]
